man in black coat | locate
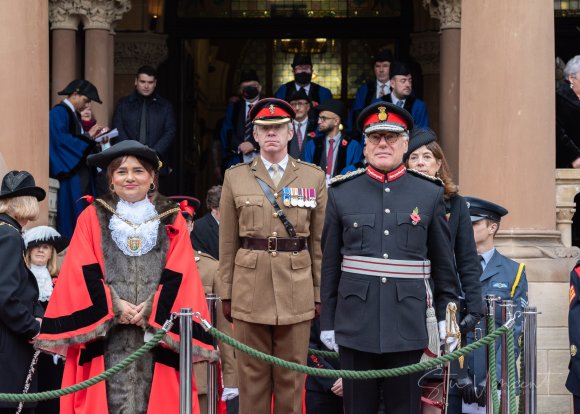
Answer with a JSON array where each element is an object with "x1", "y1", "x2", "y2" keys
[
  {"x1": 190, "y1": 185, "x2": 221, "y2": 260},
  {"x1": 320, "y1": 102, "x2": 459, "y2": 414},
  {"x1": 288, "y1": 88, "x2": 317, "y2": 160},
  {"x1": 112, "y1": 65, "x2": 176, "y2": 163}
]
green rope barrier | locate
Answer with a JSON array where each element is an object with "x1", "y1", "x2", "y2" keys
[
  {"x1": 488, "y1": 314, "x2": 501, "y2": 414},
  {"x1": 0, "y1": 328, "x2": 167, "y2": 403},
  {"x1": 308, "y1": 348, "x2": 337, "y2": 358},
  {"x1": 208, "y1": 324, "x2": 511, "y2": 379},
  {"x1": 507, "y1": 327, "x2": 517, "y2": 414},
  {"x1": 518, "y1": 333, "x2": 525, "y2": 414}
]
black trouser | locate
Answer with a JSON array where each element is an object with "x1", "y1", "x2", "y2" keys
[
  {"x1": 305, "y1": 390, "x2": 343, "y2": 414},
  {"x1": 574, "y1": 394, "x2": 580, "y2": 414},
  {"x1": 340, "y1": 346, "x2": 423, "y2": 414}
]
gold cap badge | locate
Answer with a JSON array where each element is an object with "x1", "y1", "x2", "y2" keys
[
  {"x1": 572, "y1": 344, "x2": 577, "y2": 357},
  {"x1": 378, "y1": 106, "x2": 388, "y2": 121},
  {"x1": 269, "y1": 104, "x2": 276, "y2": 114}
]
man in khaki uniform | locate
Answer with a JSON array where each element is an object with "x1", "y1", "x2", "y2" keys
[
  {"x1": 218, "y1": 98, "x2": 327, "y2": 414},
  {"x1": 194, "y1": 250, "x2": 239, "y2": 414}
]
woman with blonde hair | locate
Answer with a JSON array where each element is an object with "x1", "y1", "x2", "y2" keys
[{"x1": 0, "y1": 170, "x2": 46, "y2": 414}]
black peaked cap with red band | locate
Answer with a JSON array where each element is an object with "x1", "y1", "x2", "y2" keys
[
  {"x1": 357, "y1": 102, "x2": 414, "y2": 135},
  {"x1": 249, "y1": 98, "x2": 296, "y2": 125}
]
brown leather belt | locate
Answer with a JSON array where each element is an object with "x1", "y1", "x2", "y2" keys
[{"x1": 241, "y1": 237, "x2": 308, "y2": 252}]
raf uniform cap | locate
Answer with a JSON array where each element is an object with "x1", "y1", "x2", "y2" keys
[
  {"x1": 249, "y1": 98, "x2": 295, "y2": 126},
  {"x1": 287, "y1": 88, "x2": 311, "y2": 103},
  {"x1": 404, "y1": 127, "x2": 437, "y2": 161},
  {"x1": 87, "y1": 140, "x2": 162, "y2": 171},
  {"x1": 389, "y1": 61, "x2": 412, "y2": 79},
  {"x1": 0, "y1": 170, "x2": 46, "y2": 201},
  {"x1": 168, "y1": 195, "x2": 201, "y2": 220},
  {"x1": 292, "y1": 53, "x2": 313, "y2": 68},
  {"x1": 317, "y1": 99, "x2": 346, "y2": 121},
  {"x1": 239, "y1": 69, "x2": 260, "y2": 84},
  {"x1": 357, "y1": 102, "x2": 414, "y2": 135},
  {"x1": 373, "y1": 50, "x2": 394, "y2": 64},
  {"x1": 57, "y1": 79, "x2": 102, "y2": 104},
  {"x1": 464, "y1": 196, "x2": 508, "y2": 223},
  {"x1": 23, "y1": 225, "x2": 69, "y2": 253}
]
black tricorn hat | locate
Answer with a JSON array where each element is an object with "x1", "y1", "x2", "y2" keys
[
  {"x1": 0, "y1": 171, "x2": 45, "y2": 201},
  {"x1": 373, "y1": 50, "x2": 394, "y2": 64},
  {"x1": 23, "y1": 225, "x2": 69, "y2": 253},
  {"x1": 239, "y1": 69, "x2": 260, "y2": 84},
  {"x1": 287, "y1": 88, "x2": 311, "y2": 103},
  {"x1": 464, "y1": 196, "x2": 508, "y2": 223},
  {"x1": 87, "y1": 140, "x2": 162, "y2": 171},
  {"x1": 168, "y1": 195, "x2": 201, "y2": 220},
  {"x1": 317, "y1": 99, "x2": 346, "y2": 121},
  {"x1": 292, "y1": 53, "x2": 313, "y2": 68},
  {"x1": 404, "y1": 128, "x2": 437, "y2": 162},
  {"x1": 389, "y1": 61, "x2": 412, "y2": 79},
  {"x1": 57, "y1": 79, "x2": 102, "y2": 104}
]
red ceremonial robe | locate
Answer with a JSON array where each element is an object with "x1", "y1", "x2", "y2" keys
[{"x1": 37, "y1": 199, "x2": 218, "y2": 414}]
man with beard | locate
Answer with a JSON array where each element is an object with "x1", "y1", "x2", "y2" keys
[
  {"x1": 381, "y1": 61, "x2": 430, "y2": 128},
  {"x1": 302, "y1": 99, "x2": 363, "y2": 184},
  {"x1": 220, "y1": 69, "x2": 263, "y2": 168}
]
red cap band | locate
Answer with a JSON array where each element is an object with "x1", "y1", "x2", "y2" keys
[{"x1": 364, "y1": 112, "x2": 408, "y2": 129}]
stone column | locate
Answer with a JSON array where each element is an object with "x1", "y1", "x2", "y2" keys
[
  {"x1": 79, "y1": 0, "x2": 131, "y2": 125},
  {"x1": 459, "y1": 3, "x2": 568, "y2": 410},
  {"x1": 423, "y1": 0, "x2": 461, "y2": 180},
  {"x1": 49, "y1": 4, "x2": 79, "y2": 107},
  {"x1": 0, "y1": 1, "x2": 49, "y2": 223},
  {"x1": 108, "y1": 29, "x2": 116, "y2": 120}
]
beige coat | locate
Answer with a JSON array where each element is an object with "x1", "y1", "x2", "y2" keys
[
  {"x1": 193, "y1": 252, "x2": 238, "y2": 394},
  {"x1": 218, "y1": 157, "x2": 327, "y2": 325}
]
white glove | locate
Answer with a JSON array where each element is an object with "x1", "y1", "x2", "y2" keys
[
  {"x1": 438, "y1": 321, "x2": 458, "y2": 352},
  {"x1": 320, "y1": 330, "x2": 339, "y2": 352},
  {"x1": 221, "y1": 387, "x2": 239, "y2": 401}
]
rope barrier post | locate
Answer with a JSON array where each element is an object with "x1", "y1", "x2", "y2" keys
[
  {"x1": 500, "y1": 300, "x2": 515, "y2": 414},
  {"x1": 486, "y1": 294, "x2": 500, "y2": 413},
  {"x1": 206, "y1": 294, "x2": 218, "y2": 414},
  {"x1": 180, "y1": 308, "x2": 193, "y2": 414},
  {"x1": 522, "y1": 306, "x2": 538, "y2": 414}
]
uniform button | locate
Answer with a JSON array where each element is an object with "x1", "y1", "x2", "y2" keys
[
  {"x1": 385, "y1": 188, "x2": 391, "y2": 193},
  {"x1": 381, "y1": 277, "x2": 387, "y2": 284},
  {"x1": 383, "y1": 253, "x2": 388, "y2": 259},
  {"x1": 245, "y1": 200, "x2": 250, "y2": 205},
  {"x1": 384, "y1": 209, "x2": 390, "y2": 214},
  {"x1": 274, "y1": 192, "x2": 279, "y2": 199},
  {"x1": 384, "y1": 230, "x2": 389, "y2": 236},
  {"x1": 271, "y1": 251, "x2": 277, "y2": 257},
  {"x1": 273, "y1": 213, "x2": 278, "y2": 218},
  {"x1": 353, "y1": 222, "x2": 358, "y2": 228},
  {"x1": 272, "y1": 232, "x2": 278, "y2": 237}
]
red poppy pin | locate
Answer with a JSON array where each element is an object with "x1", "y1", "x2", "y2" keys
[
  {"x1": 308, "y1": 132, "x2": 316, "y2": 138},
  {"x1": 410, "y1": 207, "x2": 421, "y2": 225},
  {"x1": 312, "y1": 101, "x2": 319, "y2": 107},
  {"x1": 341, "y1": 139, "x2": 348, "y2": 147}
]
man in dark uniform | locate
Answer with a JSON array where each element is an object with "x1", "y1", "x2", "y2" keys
[
  {"x1": 220, "y1": 69, "x2": 263, "y2": 168},
  {"x1": 567, "y1": 257, "x2": 580, "y2": 413},
  {"x1": 190, "y1": 185, "x2": 222, "y2": 259},
  {"x1": 302, "y1": 99, "x2": 363, "y2": 184},
  {"x1": 320, "y1": 102, "x2": 459, "y2": 414},
  {"x1": 450, "y1": 197, "x2": 528, "y2": 413}
]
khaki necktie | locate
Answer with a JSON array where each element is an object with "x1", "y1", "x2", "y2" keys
[
  {"x1": 271, "y1": 164, "x2": 282, "y2": 186},
  {"x1": 378, "y1": 83, "x2": 386, "y2": 98}
]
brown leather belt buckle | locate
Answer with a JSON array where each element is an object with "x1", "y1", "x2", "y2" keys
[{"x1": 267, "y1": 236, "x2": 278, "y2": 252}]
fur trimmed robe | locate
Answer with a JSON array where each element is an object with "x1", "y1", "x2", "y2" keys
[{"x1": 37, "y1": 193, "x2": 218, "y2": 414}]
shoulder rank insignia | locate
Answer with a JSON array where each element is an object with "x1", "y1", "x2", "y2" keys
[
  {"x1": 407, "y1": 168, "x2": 444, "y2": 186},
  {"x1": 572, "y1": 344, "x2": 577, "y2": 357},
  {"x1": 228, "y1": 161, "x2": 248, "y2": 170},
  {"x1": 296, "y1": 159, "x2": 324, "y2": 172},
  {"x1": 329, "y1": 168, "x2": 366, "y2": 186}
]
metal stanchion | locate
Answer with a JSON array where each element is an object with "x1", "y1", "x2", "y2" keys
[
  {"x1": 523, "y1": 306, "x2": 538, "y2": 414},
  {"x1": 500, "y1": 300, "x2": 515, "y2": 414},
  {"x1": 486, "y1": 294, "x2": 498, "y2": 410},
  {"x1": 180, "y1": 308, "x2": 193, "y2": 414},
  {"x1": 206, "y1": 294, "x2": 218, "y2": 414}
]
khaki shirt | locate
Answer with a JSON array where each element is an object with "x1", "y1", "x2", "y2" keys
[
  {"x1": 218, "y1": 157, "x2": 327, "y2": 325},
  {"x1": 194, "y1": 251, "x2": 238, "y2": 394}
]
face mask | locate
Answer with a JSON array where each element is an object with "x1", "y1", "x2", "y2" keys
[
  {"x1": 242, "y1": 86, "x2": 259, "y2": 100},
  {"x1": 294, "y1": 72, "x2": 312, "y2": 85}
]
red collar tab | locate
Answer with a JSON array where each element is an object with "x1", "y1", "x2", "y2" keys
[{"x1": 366, "y1": 164, "x2": 406, "y2": 183}]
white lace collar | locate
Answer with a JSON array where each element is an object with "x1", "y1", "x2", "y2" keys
[
  {"x1": 109, "y1": 197, "x2": 159, "y2": 256},
  {"x1": 30, "y1": 264, "x2": 53, "y2": 302}
]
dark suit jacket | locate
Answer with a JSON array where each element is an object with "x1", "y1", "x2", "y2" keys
[
  {"x1": 288, "y1": 119, "x2": 317, "y2": 160},
  {"x1": 219, "y1": 99, "x2": 260, "y2": 168},
  {"x1": 191, "y1": 212, "x2": 219, "y2": 259}
]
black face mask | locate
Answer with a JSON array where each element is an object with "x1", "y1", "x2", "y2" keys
[
  {"x1": 242, "y1": 86, "x2": 259, "y2": 100},
  {"x1": 294, "y1": 72, "x2": 312, "y2": 85}
]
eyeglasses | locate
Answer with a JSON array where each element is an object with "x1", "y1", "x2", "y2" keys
[
  {"x1": 365, "y1": 133, "x2": 402, "y2": 145},
  {"x1": 290, "y1": 102, "x2": 309, "y2": 108},
  {"x1": 318, "y1": 116, "x2": 338, "y2": 122}
]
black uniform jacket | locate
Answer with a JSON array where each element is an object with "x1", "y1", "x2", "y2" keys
[
  {"x1": 567, "y1": 261, "x2": 580, "y2": 396},
  {"x1": 190, "y1": 212, "x2": 219, "y2": 260},
  {"x1": 446, "y1": 194, "x2": 483, "y2": 316},
  {"x1": 320, "y1": 166, "x2": 459, "y2": 354},
  {"x1": 0, "y1": 214, "x2": 43, "y2": 408}
]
